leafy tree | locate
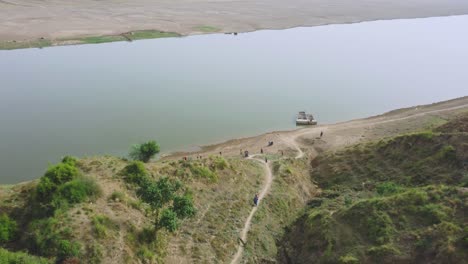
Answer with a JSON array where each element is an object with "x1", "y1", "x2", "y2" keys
[
  {"x1": 158, "y1": 209, "x2": 179, "y2": 232},
  {"x1": 0, "y1": 214, "x2": 17, "y2": 243},
  {"x1": 129, "y1": 141, "x2": 160, "y2": 163},
  {"x1": 138, "y1": 177, "x2": 181, "y2": 210},
  {"x1": 172, "y1": 195, "x2": 196, "y2": 219}
]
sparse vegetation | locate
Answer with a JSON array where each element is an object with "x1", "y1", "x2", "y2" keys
[
  {"x1": 92, "y1": 215, "x2": 119, "y2": 239},
  {"x1": 194, "y1": 25, "x2": 221, "y2": 32},
  {"x1": 279, "y1": 118, "x2": 468, "y2": 264},
  {"x1": 0, "y1": 247, "x2": 50, "y2": 263},
  {"x1": 128, "y1": 30, "x2": 180, "y2": 40},
  {"x1": 26, "y1": 216, "x2": 82, "y2": 260}
]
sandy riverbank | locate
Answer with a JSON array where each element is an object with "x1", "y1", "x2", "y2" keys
[
  {"x1": 1, "y1": 0, "x2": 468, "y2": 48},
  {"x1": 165, "y1": 96, "x2": 468, "y2": 161}
]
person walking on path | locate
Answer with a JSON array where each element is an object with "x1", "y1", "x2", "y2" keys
[
  {"x1": 261, "y1": 148, "x2": 263, "y2": 154},
  {"x1": 253, "y1": 194, "x2": 259, "y2": 206},
  {"x1": 265, "y1": 157, "x2": 268, "y2": 163},
  {"x1": 320, "y1": 131, "x2": 323, "y2": 138}
]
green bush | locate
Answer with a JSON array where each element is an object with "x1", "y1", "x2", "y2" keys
[
  {"x1": 129, "y1": 141, "x2": 160, "y2": 163},
  {"x1": 56, "y1": 239, "x2": 81, "y2": 260},
  {"x1": 376, "y1": 182, "x2": 402, "y2": 196},
  {"x1": 159, "y1": 209, "x2": 179, "y2": 232},
  {"x1": 43, "y1": 163, "x2": 79, "y2": 186},
  {"x1": 61, "y1": 156, "x2": 78, "y2": 166},
  {"x1": 36, "y1": 162, "x2": 79, "y2": 203},
  {"x1": 212, "y1": 156, "x2": 228, "y2": 170},
  {"x1": 172, "y1": 195, "x2": 196, "y2": 219},
  {"x1": 136, "y1": 246, "x2": 155, "y2": 263},
  {"x1": 138, "y1": 177, "x2": 181, "y2": 209},
  {"x1": 58, "y1": 176, "x2": 102, "y2": 204},
  {"x1": 0, "y1": 214, "x2": 17, "y2": 243},
  {"x1": 190, "y1": 165, "x2": 218, "y2": 182},
  {"x1": 27, "y1": 217, "x2": 81, "y2": 258},
  {"x1": 0, "y1": 247, "x2": 50, "y2": 264},
  {"x1": 121, "y1": 161, "x2": 149, "y2": 185},
  {"x1": 437, "y1": 145, "x2": 457, "y2": 161}
]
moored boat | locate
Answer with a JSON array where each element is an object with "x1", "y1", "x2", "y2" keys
[{"x1": 296, "y1": 111, "x2": 317, "y2": 125}]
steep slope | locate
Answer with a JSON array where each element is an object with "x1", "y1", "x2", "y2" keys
[
  {"x1": 0, "y1": 155, "x2": 262, "y2": 263},
  {"x1": 279, "y1": 114, "x2": 468, "y2": 264}
]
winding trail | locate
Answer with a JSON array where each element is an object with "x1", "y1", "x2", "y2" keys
[
  {"x1": 230, "y1": 142, "x2": 304, "y2": 264},
  {"x1": 229, "y1": 101, "x2": 468, "y2": 264}
]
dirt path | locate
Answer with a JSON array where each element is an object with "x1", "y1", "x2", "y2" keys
[
  {"x1": 230, "y1": 135, "x2": 306, "y2": 263},
  {"x1": 230, "y1": 156, "x2": 273, "y2": 264},
  {"x1": 229, "y1": 99, "x2": 468, "y2": 263}
]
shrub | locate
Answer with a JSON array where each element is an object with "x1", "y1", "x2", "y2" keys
[
  {"x1": 190, "y1": 165, "x2": 218, "y2": 182},
  {"x1": 138, "y1": 177, "x2": 181, "y2": 210},
  {"x1": 58, "y1": 176, "x2": 102, "y2": 205},
  {"x1": 159, "y1": 209, "x2": 179, "y2": 232},
  {"x1": 27, "y1": 217, "x2": 81, "y2": 258},
  {"x1": 212, "y1": 156, "x2": 228, "y2": 170},
  {"x1": 56, "y1": 240, "x2": 81, "y2": 260},
  {"x1": 0, "y1": 247, "x2": 50, "y2": 264},
  {"x1": 172, "y1": 195, "x2": 196, "y2": 219},
  {"x1": 437, "y1": 145, "x2": 457, "y2": 161},
  {"x1": 376, "y1": 182, "x2": 402, "y2": 196},
  {"x1": 86, "y1": 242, "x2": 103, "y2": 264},
  {"x1": 36, "y1": 162, "x2": 79, "y2": 204},
  {"x1": 129, "y1": 141, "x2": 160, "y2": 163},
  {"x1": 44, "y1": 163, "x2": 79, "y2": 186},
  {"x1": 109, "y1": 191, "x2": 125, "y2": 202},
  {"x1": 0, "y1": 214, "x2": 17, "y2": 243},
  {"x1": 121, "y1": 161, "x2": 149, "y2": 185},
  {"x1": 62, "y1": 156, "x2": 78, "y2": 166},
  {"x1": 92, "y1": 215, "x2": 119, "y2": 239},
  {"x1": 136, "y1": 246, "x2": 155, "y2": 263}
]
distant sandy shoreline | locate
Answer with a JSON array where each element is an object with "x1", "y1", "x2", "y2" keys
[{"x1": 1, "y1": 0, "x2": 468, "y2": 49}]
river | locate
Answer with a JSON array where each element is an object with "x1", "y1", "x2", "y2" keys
[{"x1": 1, "y1": 15, "x2": 467, "y2": 183}]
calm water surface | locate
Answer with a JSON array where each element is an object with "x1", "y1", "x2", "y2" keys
[{"x1": 1, "y1": 16, "x2": 468, "y2": 183}]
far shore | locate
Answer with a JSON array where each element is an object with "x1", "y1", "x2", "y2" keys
[{"x1": 1, "y1": 0, "x2": 468, "y2": 50}]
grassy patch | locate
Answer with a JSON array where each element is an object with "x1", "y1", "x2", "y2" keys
[
  {"x1": 80, "y1": 35, "x2": 126, "y2": 44},
  {"x1": 0, "y1": 39, "x2": 52, "y2": 50},
  {"x1": 127, "y1": 30, "x2": 180, "y2": 40},
  {"x1": 91, "y1": 215, "x2": 119, "y2": 239},
  {"x1": 194, "y1": 25, "x2": 221, "y2": 32},
  {"x1": 0, "y1": 248, "x2": 50, "y2": 263}
]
